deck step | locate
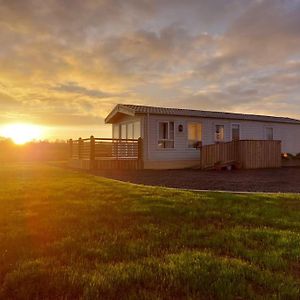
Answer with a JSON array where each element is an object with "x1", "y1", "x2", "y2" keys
[{"x1": 203, "y1": 160, "x2": 241, "y2": 171}]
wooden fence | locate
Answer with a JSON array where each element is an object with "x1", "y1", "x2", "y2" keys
[
  {"x1": 201, "y1": 140, "x2": 282, "y2": 170},
  {"x1": 69, "y1": 136, "x2": 143, "y2": 170}
]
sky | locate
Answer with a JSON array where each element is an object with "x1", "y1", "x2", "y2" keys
[{"x1": 0, "y1": 0, "x2": 300, "y2": 140}]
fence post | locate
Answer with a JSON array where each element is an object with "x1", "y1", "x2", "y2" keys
[
  {"x1": 138, "y1": 137, "x2": 143, "y2": 169},
  {"x1": 199, "y1": 145, "x2": 203, "y2": 169},
  {"x1": 69, "y1": 139, "x2": 73, "y2": 159},
  {"x1": 90, "y1": 135, "x2": 95, "y2": 170},
  {"x1": 78, "y1": 137, "x2": 83, "y2": 160}
]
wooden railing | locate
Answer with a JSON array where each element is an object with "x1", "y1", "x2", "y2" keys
[
  {"x1": 69, "y1": 136, "x2": 143, "y2": 170},
  {"x1": 201, "y1": 140, "x2": 282, "y2": 170}
]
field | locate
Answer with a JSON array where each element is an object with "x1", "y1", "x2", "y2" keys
[{"x1": 1, "y1": 163, "x2": 300, "y2": 299}]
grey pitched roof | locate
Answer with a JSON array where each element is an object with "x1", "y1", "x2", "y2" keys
[{"x1": 118, "y1": 104, "x2": 300, "y2": 125}]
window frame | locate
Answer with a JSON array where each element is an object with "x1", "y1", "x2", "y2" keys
[
  {"x1": 215, "y1": 124, "x2": 225, "y2": 143},
  {"x1": 187, "y1": 122, "x2": 202, "y2": 149},
  {"x1": 231, "y1": 123, "x2": 241, "y2": 141},
  {"x1": 157, "y1": 121, "x2": 175, "y2": 149}
]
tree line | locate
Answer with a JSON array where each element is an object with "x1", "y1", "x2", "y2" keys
[{"x1": 0, "y1": 138, "x2": 69, "y2": 162}]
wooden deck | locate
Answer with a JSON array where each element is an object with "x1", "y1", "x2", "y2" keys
[
  {"x1": 201, "y1": 140, "x2": 282, "y2": 170},
  {"x1": 69, "y1": 136, "x2": 143, "y2": 170}
]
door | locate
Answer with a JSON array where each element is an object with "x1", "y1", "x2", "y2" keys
[{"x1": 231, "y1": 124, "x2": 240, "y2": 141}]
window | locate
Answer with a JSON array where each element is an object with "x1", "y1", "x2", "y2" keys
[
  {"x1": 266, "y1": 127, "x2": 273, "y2": 140},
  {"x1": 188, "y1": 123, "x2": 202, "y2": 148},
  {"x1": 215, "y1": 125, "x2": 224, "y2": 142},
  {"x1": 158, "y1": 121, "x2": 174, "y2": 148},
  {"x1": 127, "y1": 123, "x2": 133, "y2": 139},
  {"x1": 118, "y1": 121, "x2": 141, "y2": 140},
  {"x1": 231, "y1": 124, "x2": 240, "y2": 141},
  {"x1": 113, "y1": 124, "x2": 119, "y2": 139},
  {"x1": 133, "y1": 121, "x2": 141, "y2": 139},
  {"x1": 121, "y1": 124, "x2": 127, "y2": 139}
]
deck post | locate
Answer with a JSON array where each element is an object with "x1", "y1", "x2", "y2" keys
[
  {"x1": 69, "y1": 139, "x2": 73, "y2": 159},
  {"x1": 138, "y1": 137, "x2": 143, "y2": 169},
  {"x1": 78, "y1": 137, "x2": 83, "y2": 160},
  {"x1": 90, "y1": 135, "x2": 95, "y2": 170},
  {"x1": 116, "y1": 139, "x2": 119, "y2": 161}
]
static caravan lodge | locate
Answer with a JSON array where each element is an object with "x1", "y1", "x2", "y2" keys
[{"x1": 105, "y1": 104, "x2": 300, "y2": 169}]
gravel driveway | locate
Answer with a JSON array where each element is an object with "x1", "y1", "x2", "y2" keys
[{"x1": 92, "y1": 167, "x2": 300, "y2": 193}]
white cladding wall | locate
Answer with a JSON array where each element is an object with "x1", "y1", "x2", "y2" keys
[
  {"x1": 111, "y1": 114, "x2": 300, "y2": 162},
  {"x1": 146, "y1": 115, "x2": 204, "y2": 161},
  {"x1": 145, "y1": 115, "x2": 300, "y2": 161}
]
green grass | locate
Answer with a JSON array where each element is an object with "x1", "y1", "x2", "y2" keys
[{"x1": 1, "y1": 163, "x2": 300, "y2": 299}]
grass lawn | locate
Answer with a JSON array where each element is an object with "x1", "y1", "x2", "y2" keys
[{"x1": 1, "y1": 163, "x2": 300, "y2": 299}]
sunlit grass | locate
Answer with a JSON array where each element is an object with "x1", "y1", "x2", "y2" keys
[{"x1": 0, "y1": 163, "x2": 300, "y2": 299}]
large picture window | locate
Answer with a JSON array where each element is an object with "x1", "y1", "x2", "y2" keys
[
  {"x1": 215, "y1": 125, "x2": 225, "y2": 142},
  {"x1": 113, "y1": 121, "x2": 141, "y2": 139},
  {"x1": 158, "y1": 121, "x2": 174, "y2": 149},
  {"x1": 188, "y1": 123, "x2": 202, "y2": 148}
]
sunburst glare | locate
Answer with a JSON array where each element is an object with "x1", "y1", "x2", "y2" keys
[{"x1": 0, "y1": 124, "x2": 43, "y2": 144}]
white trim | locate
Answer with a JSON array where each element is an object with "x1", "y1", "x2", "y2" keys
[
  {"x1": 230, "y1": 123, "x2": 241, "y2": 141},
  {"x1": 105, "y1": 104, "x2": 135, "y2": 123},
  {"x1": 157, "y1": 120, "x2": 175, "y2": 150}
]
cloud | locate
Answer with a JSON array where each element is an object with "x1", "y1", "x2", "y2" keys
[
  {"x1": 224, "y1": 0, "x2": 300, "y2": 62},
  {"x1": 53, "y1": 82, "x2": 113, "y2": 98},
  {"x1": 0, "y1": 92, "x2": 21, "y2": 109},
  {"x1": 193, "y1": 0, "x2": 300, "y2": 81},
  {"x1": 0, "y1": 0, "x2": 299, "y2": 139}
]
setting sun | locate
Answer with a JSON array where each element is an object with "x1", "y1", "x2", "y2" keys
[{"x1": 0, "y1": 124, "x2": 43, "y2": 144}]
